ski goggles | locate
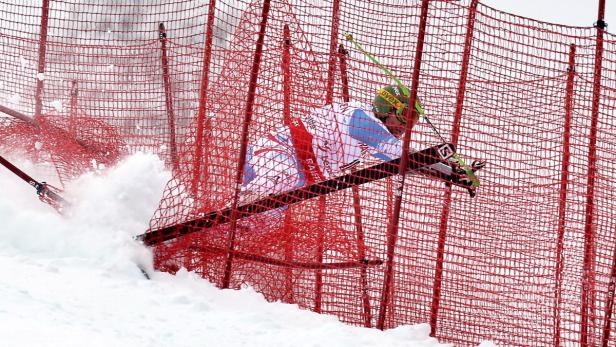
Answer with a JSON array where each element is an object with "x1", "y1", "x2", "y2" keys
[{"x1": 377, "y1": 88, "x2": 424, "y2": 124}]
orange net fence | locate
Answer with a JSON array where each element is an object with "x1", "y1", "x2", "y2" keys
[{"x1": 2, "y1": 0, "x2": 616, "y2": 346}]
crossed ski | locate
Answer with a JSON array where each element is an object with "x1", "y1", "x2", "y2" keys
[{"x1": 136, "y1": 143, "x2": 481, "y2": 246}]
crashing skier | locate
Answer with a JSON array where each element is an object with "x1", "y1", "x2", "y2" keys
[
  {"x1": 241, "y1": 85, "x2": 484, "y2": 199},
  {"x1": 137, "y1": 86, "x2": 485, "y2": 245}
]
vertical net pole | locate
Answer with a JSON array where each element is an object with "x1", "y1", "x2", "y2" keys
[
  {"x1": 314, "y1": 203, "x2": 324, "y2": 313},
  {"x1": 283, "y1": 211, "x2": 295, "y2": 303},
  {"x1": 581, "y1": 0, "x2": 606, "y2": 345},
  {"x1": 34, "y1": 0, "x2": 50, "y2": 119},
  {"x1": 221, "y1": 0, "x2": 272, "y2": 289},
  {"x1": 283, "y1": 24, "x2": 292, "y2": 119},
  {"x1": 314, "y1": 0, "x2": 343, "y2": 313},
  {"x1": 338, "y1": 43, "x2": 372, "y2": 328},
  {"x1": 338, "y1": 45, "x2": 350, "y2": 102},
  {"x1": 601, "y1": 239, "x2": 616, "y2": 346},
  {"x1": 314, "y1": 201, "x2": 327, "y2": 310},
  {"x1": 192, "y1": 0, "x2": 217, "y2": 197},
  {"x1": 325, "y1": 0, "x2": 341, "y2": 102},
  {"x1": 281, "y1": 24, "x2": 295, "y2": 304},
  {"x1": 429, "y1": 0, "x2": 478, "y2": 337},
  {"x1": 554, "y1": 43, "x2": 576, "y2": 347},
  {"x1": 69, "y1": 80, "x2": 78, "y2": 136},
  {"x1": 377, "y1": 0, "x2": 430, "y2": 330},
  {"x1": 159, "y1": 23, "x2": 178, "y2": 170}
]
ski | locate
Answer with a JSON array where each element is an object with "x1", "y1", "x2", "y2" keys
[
  {"x1": 0, "y1": 154, "x2": 68, "y2": 212},
  {"x1": 136, "y1": 142, "x2": 456, "y2": 246}
]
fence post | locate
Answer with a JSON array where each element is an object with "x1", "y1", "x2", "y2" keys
[
  {"x1": 192, "y1": 0, "x2": 217, "y2": 197},
  {"x1": 325, "y1": 0, "x2": 341, "y2": 103},
  {"x1": 69, "y1": 80, "x2": 78, "y2": 136},
  {"x1": 35, "y1": 0, "x2": 51, "y2": 119},
  {"x1": 377, "y1": 0, "x2": 431, "y2": 330},
  {"x1": 221, "y1": 0, "x2": 272, "y2": 289},
  {"x1": 581, "y1": 0, "x2": 606, "y2": 345},
  {"x1": 338, "y1": 43, "x2": 373, "y2": 328},
  {"x1": 159, "y1": 23, "x2": 178, "y2": 171},
  {"x1": 312, "y1": 0, "x2": 343, "y2": 314},
  {"x1": 552, "y1": 43, "x2": 576, "y2": 347},
  {"x1": 338, "y1": 44, "x2": 350, "y2": 102},
  {"x1": 281, "y1": 24, "x2": 296, "y2": 304},
  {"x1": 429, "y1": 0, "x2": 478, "y2": 337},
  {"x1": 602, "y1": 239, "x2": 616, "y2": 346}
]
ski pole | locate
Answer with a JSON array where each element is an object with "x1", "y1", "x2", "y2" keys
[{"x1": 344, "y1": 33, "x2": 479, "y2": 187}]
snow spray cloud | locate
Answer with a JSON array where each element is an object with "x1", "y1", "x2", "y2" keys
[{"x1": 0, "y1": 152, "x2": 170, "y2": 271}]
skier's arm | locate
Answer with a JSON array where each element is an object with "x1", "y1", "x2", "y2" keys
[
  {"x1": 348, "y1": 109, "x2": 452, "y2": 175},
  {"x1": 348, "y1": 109, "x2": 404, "y2": 160}
]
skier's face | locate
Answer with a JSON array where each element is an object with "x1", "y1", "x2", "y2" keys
[{"x1": 384, "y1": 111, "x2": 406, "y2": 138}]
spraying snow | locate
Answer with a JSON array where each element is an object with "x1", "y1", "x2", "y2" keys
[{"x1": 0, "y1": 152, "x2": 451, "y2": 347}]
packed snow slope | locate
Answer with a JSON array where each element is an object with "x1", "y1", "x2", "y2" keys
[{"x1": 0, "y1": 152, "x2": 457, "y2": 347}]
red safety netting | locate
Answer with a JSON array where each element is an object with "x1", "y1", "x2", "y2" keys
[{"x1": 2, "y1": 1, "x2": 616, "y2": 346}]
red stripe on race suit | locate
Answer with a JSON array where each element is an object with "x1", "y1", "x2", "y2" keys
[{"x1": 286, "y1": 119, "x2": 325, "y2": 184}]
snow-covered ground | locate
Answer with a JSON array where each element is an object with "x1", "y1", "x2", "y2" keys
[{"x1": 0, "y1": 152, "x2": 456, "y2": 347}]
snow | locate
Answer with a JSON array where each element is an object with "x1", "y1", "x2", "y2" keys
[
  {"x1": 19, "y1": 56, "x2": 28, "y2": 70},
  {"x1": 7, "y1": 93, "x2": 21, "y2": 107},
  {"x1": 49, "y1": 100, "x2": 65, "y2": 113},
  {"x1": 0, "y1": 152, "x2": 452, "y2": 347}
]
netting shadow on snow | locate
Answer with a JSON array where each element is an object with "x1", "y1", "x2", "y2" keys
[{"x1": 2, "y1": 0, "x2": 616, "y2": 346}]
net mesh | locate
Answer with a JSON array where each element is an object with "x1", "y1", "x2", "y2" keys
[{"x1": 1, "y1": 0, "x2": 616, "y2": 345}]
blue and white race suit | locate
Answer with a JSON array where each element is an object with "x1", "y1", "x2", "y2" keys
[{"x1": 242, "y1": 101, "x2": 450, "y2": 195}]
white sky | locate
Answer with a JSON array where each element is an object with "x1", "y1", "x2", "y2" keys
[{"x1": 482, "y1": 0, "x2": 613, "y2": 31}]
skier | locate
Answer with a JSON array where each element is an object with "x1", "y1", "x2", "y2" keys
[
  {"x1": 241, "y1": 85, "x2": 482, "y2": 198},
  {"x1": 136, "y1": 86, "x2": 485, "y2": 245}
]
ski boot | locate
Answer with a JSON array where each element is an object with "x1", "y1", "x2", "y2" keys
[{"x1": 449, "y1": 159, "x2": 486, "y2": 197}]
